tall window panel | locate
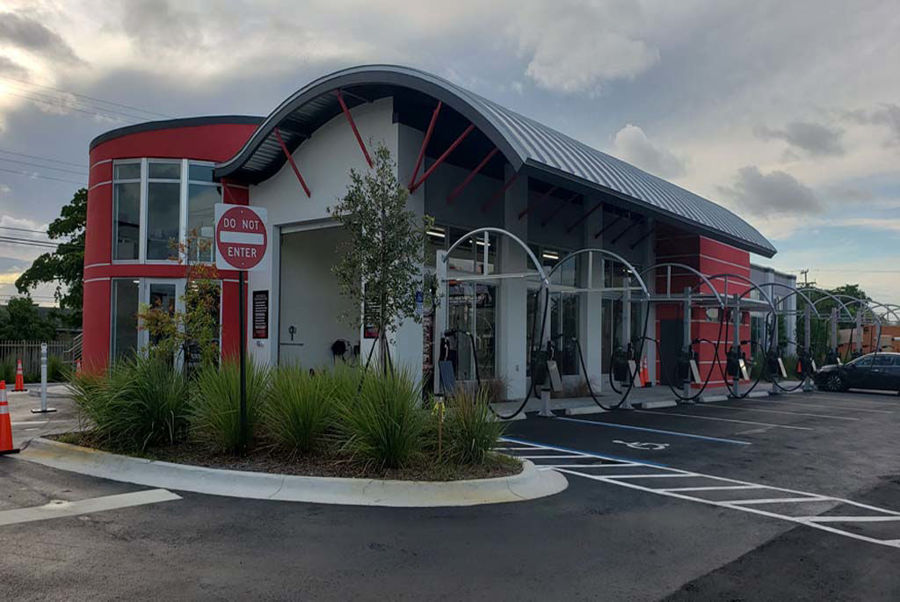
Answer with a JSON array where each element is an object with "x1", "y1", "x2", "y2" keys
[
  {"x1": 187, "y1": 162, "x2": 220, "y2": 263},
  {"x1": 146, "y1": 160, "x2": 182, "y2": 260},
  {"x1": 111, "y1": 279, "x2": 140, "y2": 359},
  {"x1": 113, "y1": 162, "x2": 141, "y2": 260}
]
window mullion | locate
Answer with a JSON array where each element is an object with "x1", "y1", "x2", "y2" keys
[
  {"x1": 179, "y1": 158, "x2": 188, "y2": 263},
  {"x1": 139, "y1": 158, "x2": 148, "y2": 263}
]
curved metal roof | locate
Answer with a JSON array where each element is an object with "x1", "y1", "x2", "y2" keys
[{"x1": 216, "y1": 65, "x2": 776, "y2": 257}]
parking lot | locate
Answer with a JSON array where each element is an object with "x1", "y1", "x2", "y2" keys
[{"x1": 2, "y1": 389, "x2": 899, "y2": 600}]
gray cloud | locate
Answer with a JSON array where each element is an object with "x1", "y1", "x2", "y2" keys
[
  {"x1": 844, "y1": 104, "x2": 900, "y2": 144},
  {"x1": 754, "y1": 121, "x2": 844, "y2": 157},
  {"x1": 611, "y1": 124, "x2": 686, "y2": 178},
  {"x1": 722, "y1": 166, "x2": 822, "y2": 217},
  {"x1": 0, "y1": 55, "x2": 28, "y2": 79},
  {"x1": 0, "y1": 12, "x2": 81, "y2": 63},
  {"x1": 119, "y1": 0, "x2": 203, "y2": 54}
]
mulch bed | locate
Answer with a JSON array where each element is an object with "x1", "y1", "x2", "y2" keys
[{"x1": 50, "y1": 432, "x2": 522, "y2": 482}]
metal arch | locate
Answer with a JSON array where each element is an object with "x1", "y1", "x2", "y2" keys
[
  {"x1": 442, "y1": 226, "x2": 549, "y2": 286},
  {"x1": 753, "y1": 282, "x2": 822, "y2": 319},
  {"x1": 801, "y1": 287, "x2": 855, "y2": 321},
  {"x1": 831, "y1": 294, "x2": 883, "y2": 325},
  {"x1": 640, "y1": 262, "x2": 724, "y2": 308},
  {"x1": 863, "y1": 300, "x2": 900, "y2": 323},
  {"x1": 546, "y1": 247, "x2": 650, "y2": 296},
  {"x1": 706, "y1": 272, "x2": 777, "y2": 314}
]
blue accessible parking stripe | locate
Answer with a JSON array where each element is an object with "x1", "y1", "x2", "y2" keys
[{"x1": 554, "y1": 416, "x2": 752, "y2": 446}]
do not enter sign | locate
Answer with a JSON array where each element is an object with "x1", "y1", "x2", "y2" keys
[{"x1": 215, "y1": 204, "x2": 268, "y2": 271}]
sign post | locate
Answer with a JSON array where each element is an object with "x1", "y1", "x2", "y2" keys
[{"x1": 215, "y1": 204, "x2": 268, "y2": 452}]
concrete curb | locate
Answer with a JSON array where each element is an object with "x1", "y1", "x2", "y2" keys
[{"x1": 18, "y1": 438, "x2": 568, "y2": 508}]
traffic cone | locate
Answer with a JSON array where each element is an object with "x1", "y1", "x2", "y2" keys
[
  {"x1": 14, "y1": 359, "x2": 27, "y2": 392},
  {"x1": 0, "y1": 381, "x2": 19, "y2": 455},
  {"x1": 640, "y1": 356, "x2": 651, "y2": 387}
]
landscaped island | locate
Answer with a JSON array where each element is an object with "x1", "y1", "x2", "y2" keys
[{"x1": 63, "y1": 357, "x2": 519, "y2": 482}]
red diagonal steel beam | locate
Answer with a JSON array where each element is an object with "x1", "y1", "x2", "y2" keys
[
  {"x1": 447, "y1": 148, "x2": 499, "y2": 205},
  {"x1": 518, "y1": 186, "x2": 557, "y2": 220},
  {"x1": 273, "y1": 128, "x2": 311, "y2": 198},
  {"x1": 409, "y1": 124, "x2": 475, "y2": 193},
  {"x1": 480, "y1": 173, "x2": 519, "y2": 213},
  {"x1": 334, "y1": 90, "x2": 373, "y2": 168},
  {"x1": 565, "y1": 202, "x2": 603, "y2": 233},
  {"x1": 540, "y1": 192, "x2": 579, "y2": 227},
  {"x1": 408, "y1": 101, "x2": 442, "y2": 188}
]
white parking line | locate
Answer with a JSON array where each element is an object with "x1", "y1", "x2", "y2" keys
[
  {"x1": 505, "y1": 437, "x2": 900, "y2": 550},
  {"x1": 699, "y1": 404, "x2": 860, "y2": 421},
  {"x1": 0, "y1": 489, "x2": 181, "y2": 527},
  {"x1": 726, "y1": 497, "x2": 825, "y2": 505},
  {"x1": 635, "y1": 409, "x2": 813, "y2": 431},
  {"x1": 806, "y1": 515, "x2": 900, "y2": 523}
]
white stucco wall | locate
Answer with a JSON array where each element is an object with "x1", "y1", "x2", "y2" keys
[{"x1": 246, "y1": 98, "x2": 400, "y2": 368}]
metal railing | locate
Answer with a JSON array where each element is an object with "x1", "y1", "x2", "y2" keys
[{"x1": 0, "y1": 340, "x2": 72, "y2": 376}]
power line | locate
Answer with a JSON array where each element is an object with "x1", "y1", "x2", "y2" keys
[
  {"x1": 0, "y1": 166, "x2": 86, "y2": 186},
  {"x1": 0, "y1": 236, "x2": 58, "y2": 249},
  {"x1": 0, "y1": 225, "x2": 49, "y2": 236},
  {"x1": 0, "y1": 148, "x2": 87, "y2": 169},
  {"x1": 0, "y1": 157, "x2": 87, "y2": 176},
  {"x1": 0, "y1": 75, "x2": 171, "y2": 119},
  {"x1": 2, "y1": 89, "x2": 141, "y2": 125}
]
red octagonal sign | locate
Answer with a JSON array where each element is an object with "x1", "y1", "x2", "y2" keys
[{"x1": 215, "y1": 204, "x2": 268, "y2": 271}]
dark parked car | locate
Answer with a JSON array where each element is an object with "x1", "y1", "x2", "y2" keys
[{"x1": 816, "y1": 352, "x2": 900, "y2": 393}]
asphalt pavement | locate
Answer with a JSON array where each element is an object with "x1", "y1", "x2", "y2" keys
[{"x1": 2, "y1": 388, "x2": 899, "y2": 600}]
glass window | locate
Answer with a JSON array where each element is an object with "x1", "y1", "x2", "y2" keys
[
  {"x1": 851, "y1": 355, "x2": 873, "y2": 367},
  {"x1": 113, "y1": 181, "x2": 141, "y2": 260},
  {"x1": 188, "y1": 163, "x2": 214, "y2": 181},
  {"x1": 146, "y1": 180, "x2": 181, "y2": 260},
  {"x1": 114, "y1": 163, "x2": 141, "y2": 180},
  {"x1": 148, "y1": 161, "x2": 181, "y2": 179},
  {"x1": 873, "y1": 355, "x2": 895, "y2": 367},
  {"x1": 187, "y1": 183, "x2": 220, "y2": 263},
  {"x1": 111, "y1": 279, "x2": 140, "y2": 360}
]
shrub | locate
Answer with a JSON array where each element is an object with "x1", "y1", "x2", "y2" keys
[
  {"x1": 190, "y1": 358, "x2": 269, "y2": 454},
  {"x1": 48, "y1": 355, "x2": 65, "y2": 382},
  {"x1": 337, "y1": 368, "x2": 425, "y2": 469},
  {"x1": 443, "y1": 386, "x2": 507, "y2": 465},
  {"x1": 69, "y1": 356, "x2": 190, "y2": 451},
  {"x1": 0, "y1": 359, "x2": 13, "y2": 384},
  {"x1": 263, "y1": 365, "x2": 339, "y2": 453}
]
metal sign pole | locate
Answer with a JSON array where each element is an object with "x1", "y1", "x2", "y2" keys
[
  {"x1": 238, "y1": 269, "x2": 247, "y2": 451},
  {"x1": 31, "y1": 342, "x2": 55, "y2": 414}
]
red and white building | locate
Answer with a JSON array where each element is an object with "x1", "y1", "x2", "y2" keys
[{"x1": 82, "y1": 65, "x2": 776, "y2": 397}]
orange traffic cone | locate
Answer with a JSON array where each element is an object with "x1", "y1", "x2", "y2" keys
[
  {"x1": 640, "y1": 356, "x2": 651, "y2": 387},
  {"x1": 14, "y1": 359, "x2": 27, "y2": 392},
  {"x1": 0, "y1": 381, "x2": 19, "y2": 455}
]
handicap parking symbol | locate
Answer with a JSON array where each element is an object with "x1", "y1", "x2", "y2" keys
[{"x1": 613, "y1": 439, "x2": 670, "y2": 451}]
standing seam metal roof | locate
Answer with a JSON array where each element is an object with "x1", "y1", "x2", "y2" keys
[{"x1": 215, "y1": 65, "x2": 776, "y2": 257}]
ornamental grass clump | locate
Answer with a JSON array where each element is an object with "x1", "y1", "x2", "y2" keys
[
  {"x1": 443, "y1": 385, "x2": 507, "y2": 465},
  {"x1": 337, "y1": 367, "x2": 426, "y2": 469},
  {"x1": 69, "y1": 356, "x2": 190, "y2": 451},
  {"x1": 264, "y1": 364, "x2": 341, "y2": 454},
  {"x1": 190, "y1": 359, "x2": 270, "y2": 454}
]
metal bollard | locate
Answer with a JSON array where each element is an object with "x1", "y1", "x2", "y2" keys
[{"x1": 31, "y1": 343, "x2": 56, "y2": 414}]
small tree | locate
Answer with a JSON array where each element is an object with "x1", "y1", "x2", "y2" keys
[
  {"x1": 329, "y1": 143, "x2": 433, "y2": 371},
  {"x1": 0, "y1": 296, "x2": 57, "y2": 340},
  {"x1": 138, "y1": 233, "x2": 221, "y2": 368}
]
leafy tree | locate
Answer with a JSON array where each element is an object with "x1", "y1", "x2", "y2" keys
[
  {"x1": 329, "y1": 143, "x2": 433, "y2": 370},
  {"x1": 138, "y1": 233, "x2": 221, "y2": 368},
  {"x1": 0, "y1": 296, "x2": 57, "y2": 340},
  {"x1": 796, "y1": 283, "x2": 870, "y2": 360},
  {"x1": 16, "y1": 188, "x2": 86, "y2": 328}
]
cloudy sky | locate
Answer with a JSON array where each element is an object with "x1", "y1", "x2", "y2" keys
[{"x1": 1, "y1": 0, "x2": 899, "y2": 306}]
